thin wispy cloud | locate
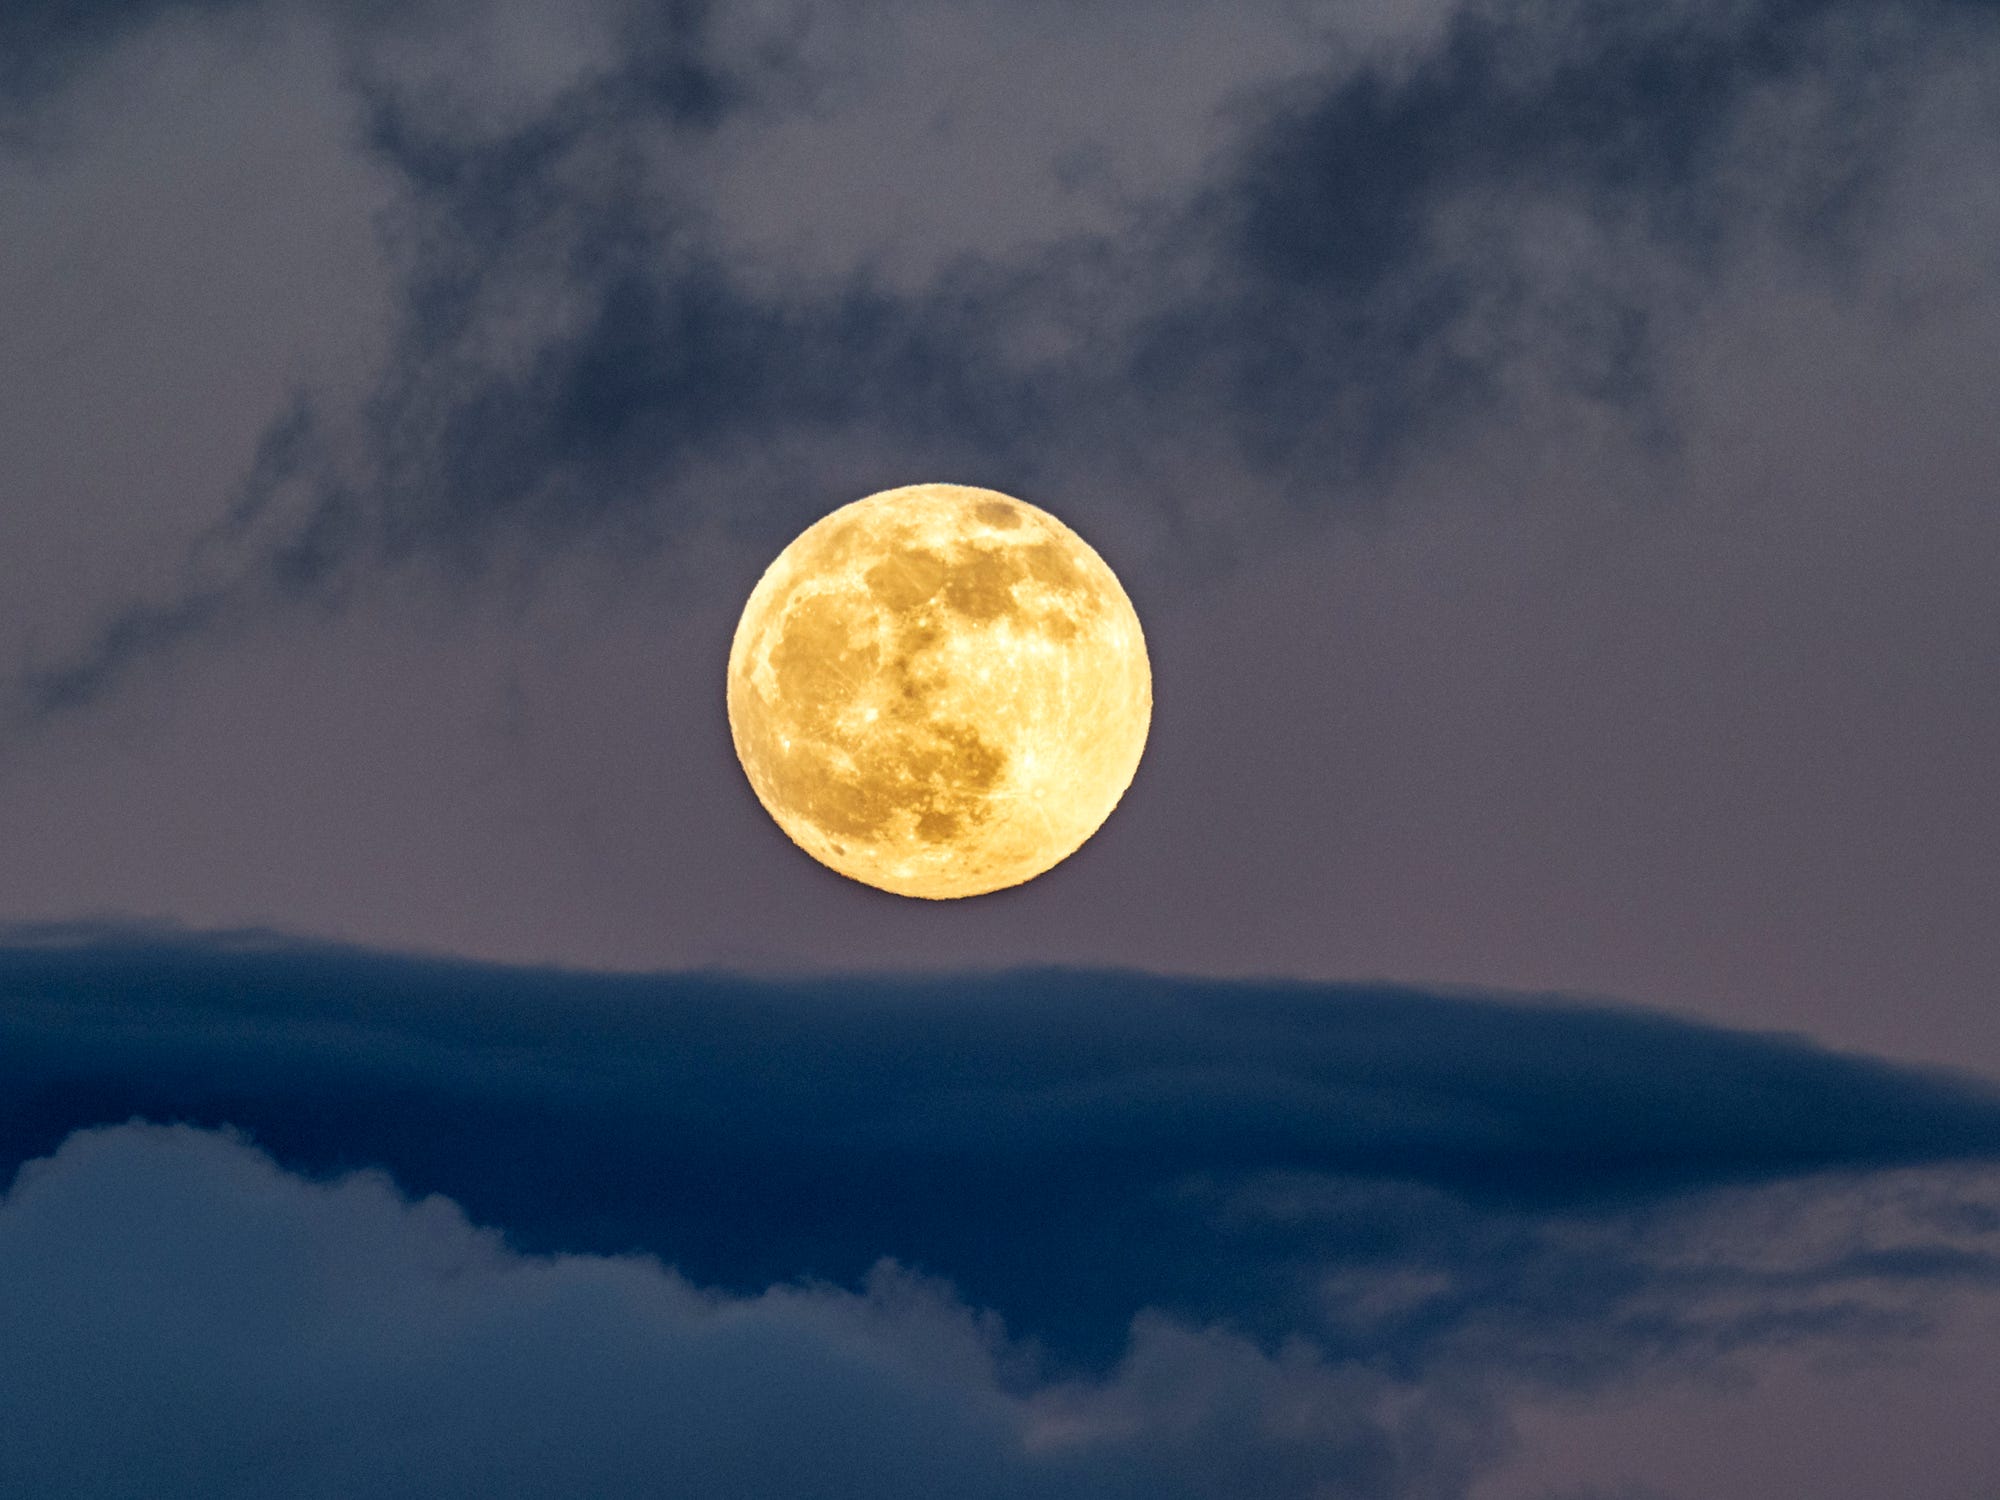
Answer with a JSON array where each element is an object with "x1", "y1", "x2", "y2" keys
[{"x1": 9, "y1": 0, "x2": 1997, "y2": 720}]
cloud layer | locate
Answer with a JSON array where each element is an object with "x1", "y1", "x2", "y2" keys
[
  {"x1": 9, "y1": 933, "x2": 2000, "y2": 1353},
  {"x1": 5, "y1": 935, "x2": 2000, "y2": 1496}
]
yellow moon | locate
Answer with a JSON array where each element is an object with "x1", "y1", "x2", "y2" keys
[{"x1": 727, "y1": 483, "x2": 1151, "y2": 899}]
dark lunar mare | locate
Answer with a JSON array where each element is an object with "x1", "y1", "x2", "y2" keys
[{"x1": 5, "y1": 932, "x2": 2000, "y2": 1371}]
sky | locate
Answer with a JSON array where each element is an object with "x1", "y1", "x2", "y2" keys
[{"x1": 2, "y1": 0, "x2": 1998, "y2": 1496}]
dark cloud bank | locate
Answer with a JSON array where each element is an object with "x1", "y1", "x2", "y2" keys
[{"x1": 5, "y1": 932, "x2": 2000, "y2": 1497}]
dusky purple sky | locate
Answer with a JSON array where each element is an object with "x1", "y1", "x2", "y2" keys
[
  {"x1": 4, "y1": 0, "x2": 1996, "y2": 1070},
  {"x1": 2, "y1": 2, "x2": 1998, "y2": 1496}
]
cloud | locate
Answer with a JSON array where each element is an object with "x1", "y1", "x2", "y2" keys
[
  {"x1": 6, "y1": 930, "x2": 2000, "y2": 1370},
  {"x1": 5, "y1": 937, "x2": 2000, "y2": 1497},
  {"x1": 293, "y1": 0, "x2": 2000, "y2": 530},
  {"x1": 9, "y1": 0, "x2": 1999, "y2": 720},
  {"x1": 0, "y1": 1123, "x2": 1138, "y2": 1499},
  {"x1": 0, "y1": 0, "x2": 247, "y2": 108},
  {"x1": 0, "y1": 1120, "x2": 1525, "y2": 1500}
]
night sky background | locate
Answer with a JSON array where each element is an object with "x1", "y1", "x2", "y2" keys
[{"x1": 4, "y1": 1, "x2": 2000, "y2": 1496}]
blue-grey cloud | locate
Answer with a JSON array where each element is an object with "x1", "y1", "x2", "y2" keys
[
  {"x1": 6, "y1": 929, "x2": 2000, "y2": 1374},
  {"x1": 307, "y1": 0, "x2": 2000, "y2": 546},
  {"x1": 0, "y1": 0, "x2": 246, "y2": 106},
  {"x1": 13, "y1": 0, "x2": 2000, "y2": 720},
  {"x1": 6, "y1": 1121, "x2": 1449, "y2": 1500},
  {"x1": 6, "y1": 933, "x2": 2000, "y2": 1498}
]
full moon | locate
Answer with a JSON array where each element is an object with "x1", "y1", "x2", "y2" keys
[{"x1": 727, "y1": 483, "x2": 1151, "y2": 899}]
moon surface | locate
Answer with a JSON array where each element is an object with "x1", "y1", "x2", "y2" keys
[{"x1": 727, "y1": 483, "x2": 1152, "y2": 899}]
